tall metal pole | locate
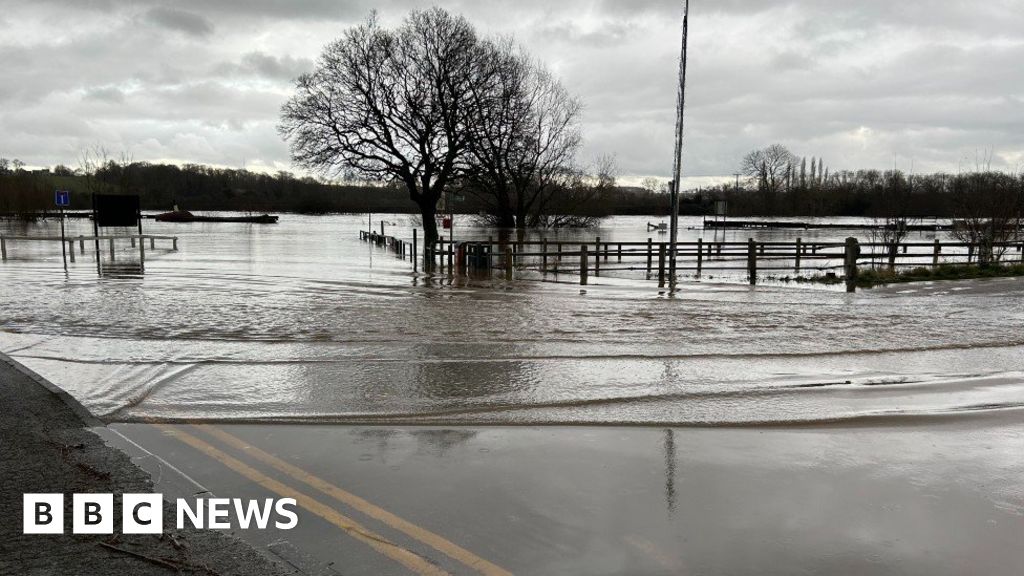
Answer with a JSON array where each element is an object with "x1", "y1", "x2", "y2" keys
[
  {"x1": 59, "y1": 206, "x2": 67, "y2": 272},
  {"x1": 669, "y1": 0, "x2": 690, "y2": 285}
]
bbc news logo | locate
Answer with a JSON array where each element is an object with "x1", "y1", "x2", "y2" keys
[{"x1": 23, "y1": 494, "x2": 298, "y2": 534}]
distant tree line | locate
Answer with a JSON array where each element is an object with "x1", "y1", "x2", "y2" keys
[
  {"x1": 701, "y1": 144, "x2": 1024, "y2": 221},
  {"x1": 0, "y1": 155, "x2": 420, "y2": 215}
]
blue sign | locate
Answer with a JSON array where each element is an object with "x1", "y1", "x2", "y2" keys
[{"x1": 55, "y1": 190, "x2": 70, "y2": 207}]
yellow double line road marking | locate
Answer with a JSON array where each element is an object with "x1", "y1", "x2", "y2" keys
[{"x1": 157, "y1": 424, "x2": 512, "y2": 576}]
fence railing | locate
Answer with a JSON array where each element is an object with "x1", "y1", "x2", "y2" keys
[{"x1": 0, "y1": 234, "x2": 179, "y2": 266}]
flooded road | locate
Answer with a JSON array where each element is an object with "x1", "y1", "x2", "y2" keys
[{"x1": 2, "y1": 214, "x2": 1023, "y2": 425}]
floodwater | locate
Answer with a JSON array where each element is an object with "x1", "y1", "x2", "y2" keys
[{"x1": 1, "y1": 214, "x2": 1022, "y2": 425}]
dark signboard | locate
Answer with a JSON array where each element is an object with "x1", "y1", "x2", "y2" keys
[{"x1": 93, "y1": 194, "x2": 140, "y2": 227}]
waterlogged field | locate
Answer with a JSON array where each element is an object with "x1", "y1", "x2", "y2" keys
[{"x1": 1, "y1": 214, "x2": 1022, "y2": 425}]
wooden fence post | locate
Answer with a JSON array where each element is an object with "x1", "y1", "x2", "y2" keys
[
  {"x1": 1, "y1": 236, "x2": 6, "y2": 261},
  {"x1": 658, "y1": 243, "x2": 666, "y2": 288},
  {"x1": 413, "y1": 229, "x2": 418, "y2": 273},
  {"x1": 888, "y1": 242, "x2": 897, "y2": 271},
  {"x1": 594, "y1": 237, "x2": 601, "y2": 276},
  {"x1": 542, "y1": 239, "x2": 548, "y2": 272},
  {"x1": 795, "y1": 237, "x2": 802, "y2": 273},
  {"x1": 109, "y1": 238, "x2": 115, "y2": 261},
  {"x1": 747, "y1": 238, "x2": 757, "y2": 285},
  {"x1": 150, "y1": 237, "x2": 155, "y2": 250},
  {"x1": 580, "y1": 245, "x2": 589, "y2": 285},
  {"x1": 68, "y1": 241, "x2": 75, "y2": 263},
  {"x1": 844, "y1": 237, "x2": 860, "y2": 293},
  {"x1": 696, "y1": 238, "x2": 703, "y2": 278},
  {"x1": 646, "y1": 238, "x2": 653, "y2": 277},
  {"x1": 617, "y1": 243, "x2": 622, "y2": 262},
  {"x1": 173, "y1": 238, "x2": 178, "y2": 251},
  {"x1": 139, "y1": 236, "x2": 145, "y2": 270},
  {"x1": 505, "y1": 247, "x2": 513, "y2": 281},
  {"x1": 932, "y1": 238, "x2": 940, "y2": 267},
  {"x1": 79, "y1": 236, "x2": 85, "y2": 254}
]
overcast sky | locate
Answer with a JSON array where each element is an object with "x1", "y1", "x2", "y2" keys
[{"x1": 1, "y1": 1, "x2": 1022, "y2": 186}]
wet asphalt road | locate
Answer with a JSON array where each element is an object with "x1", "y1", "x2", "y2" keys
[{"x1": 98, "y1": 419, "x2": 1024, "y2": 576}]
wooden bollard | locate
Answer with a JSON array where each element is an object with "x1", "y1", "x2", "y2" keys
[
  {"x1": 150, "y1": 237, "x2": 155, "y2": 250},
  {"x1": 1, "y1": 236, "x2": 6, "y2": 261},
  {"x1": 413, "y1": 229, "x2": 418, "y2": 273},
  {"x1": 844, "y1": 237, "x2": 860, "y2": 293},
  {"x1": 658, "y1": 243, "x2": 666, "y2": 288},
  {"x1": 747, "y1": 238, "x2": 757, "y2": 285},
  {"x1": 646, "y1": 238, "x2": 653, "y2": 276},
  {"x1": 557, "y1": 242, "x2": 563, "y2": 264},
  {"x1": 795, "y1": 237, "x2": 802, "y2": 272},
  {"x1": 696, "y1": 238, "x2": 703, "y2": 278},
  {"x1": 109, "y1": 238, "x2": 116, "y2": 261},
  {"x1": 542, "y1": 239, "x2": 548, "y2": 272},
  {"x1": 173, "y1": 238, "x2": 178, "y2": 251},
  {"x1": 932, "y1": 238, "x2": 940, "y2": 267},
  {"x1": 139, "y1": 236, "x2": 145, "y2": 269},
  {"x1": 594, "y1": 238, "x2": 601, "y2": 276},
  {"x1": 617, "y1": 243, "x2": 622, "y2": 262},
  {"x1": 68, "y1": 240, "x2": 75, "y2": 263},
  {"x1": 580, "y1": 245, "x2": 588, "y2": 285},
  {"x1": 505, "y1": 247, "x2": 513, "y2": 281},
  {"x1": 79, "y1": 236, "x2": 85, "y2": 254},
  {"x1": 131, "y1": 237, "x2": 136, "y2": 248}
]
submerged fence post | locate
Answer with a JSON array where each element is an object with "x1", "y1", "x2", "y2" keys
[
  {"x1": 109, "y1": 238, "x2": 115, "y2": 261},
  {"x1": 646, "y1": 238, "x2": 653, "y2": 277},
  {"x1": 594, "y1": 237, "x2": 601, "y2": 276},
  {"x1": 696, "y1": 238, "x2": 703, "y2": 278},
  {"x1": 68, "y1": 240, "x2": 75, "y2": 263},
  {"x1": 932, "y1": 238, "x2": 940, "y2": 267},
  {"x1": 173, "y1": 238, "x2": 178, "y2": 251},
  {"x1": 413, "y1": 229, "x2": 418, "y2": 273},
  {"x1": 505, "y1": 247, "x2": 513, "y2": 281},
  {"x1": 580, "y1": 245, "x2": 588, "y2": 285},
  {"x1": 795, "y1": 237, "x2": 802, "y2": 273},
  {"x1": 139, "y1": 236, "x2": 145, "y2": 270},
  {"x1": 658, "y1": 243, "x2": 666, "y2": 288},
  {"x1": 1, "y1": 236, "x2": 6, "y2": 261},
  {"x1": 844, "y1": 237, "x2": 860, "y2": 293},
  {"x1": 79, "y1": 236, "x2": 85, "y2": 254},
  {"x1": 747, "y1": 238, "x2": 757, "y2": 285},
  {"x1": 542, "y1": 239, "x2": 548, "y2": 272}
]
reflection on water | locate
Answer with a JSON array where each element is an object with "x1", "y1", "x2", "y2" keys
[{"x1": 2, "y1": 214, "x2": 1023, "y2": 425}]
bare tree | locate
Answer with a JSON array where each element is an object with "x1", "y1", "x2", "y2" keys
[
  {"x1": 741, "y1": 144, "x2": 797, "y2": 210},
  {"x1": 462, "y1": 40, "x2": 582, "y2": 229},
  {"x1": 279, "y1": 9, "x2": 495, "y2": 245},
  {"x1": 950, "y1": 172, "x2": 1023, "y2": 266}
]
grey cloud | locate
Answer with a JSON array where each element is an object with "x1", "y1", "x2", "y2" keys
[
  {"x1": 0, "y1": 0, "x2": 1021, "y2": 178},
  {"x1": 144, "y1": 7, "x2": 214, "y2": 37},
  {"x1": 83, "y1": 86, "x2": 126, "y2": 104}
]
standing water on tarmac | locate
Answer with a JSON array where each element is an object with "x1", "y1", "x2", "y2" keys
[{"x1": 1, "y1": 214, "x2": 1022, "y2": 425}]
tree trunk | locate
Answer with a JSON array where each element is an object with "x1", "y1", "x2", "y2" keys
[{"x1": 420, "y1": 200, "x2": 439, "y2": 246}]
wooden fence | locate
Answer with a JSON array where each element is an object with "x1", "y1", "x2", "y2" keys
[{"x1": 362, "y1": 229, "x2": 1024, "y2": 292}]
